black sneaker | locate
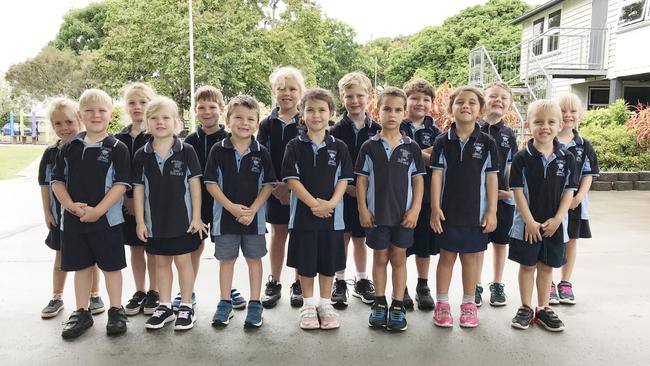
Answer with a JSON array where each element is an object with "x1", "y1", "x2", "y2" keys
[
  {"x1": 290, "y1": 280, "x2": 304, "y2": 307},
  {"x1": 143, "y1": 290, "x2": 160, "y2": 315},
  {"x1": 261, "y1": 276, "x2": 282, "y2": 308},
  {"x1": 489, "y1": 282, "x2": 507, "y2": 306},
  {"x1": 511, "y1": 305, "x2": 534, "y2": 330},
  {"x1": 42, "y1": 299, "x2": 64, "y2": 318},
  {"x1": 145, "y1": 305, "x2": 175, "y2": 329},
  {"x1": 475, "y1": 285, "x2": 484, "y2": 307},
  {"x1": 415, "y1": 285, "x2": 435, "y2": 310},
  {"x1": 125, "y1": 291, "x2": 147, "y2": 316},
  {"x1": 106, "y1": 306, "x2": 128, "y2": 336},
  {"x1": 352, "y1": 278, "x2": 375, "y2": 304},
  {"x1": 331, "y1": 279, "x2": 348, "y2": 309},
  {"x1": 174, "y1": 305, "x2": 196, "y2": 331},
  {"x1": 403, "y1": 288, "x2": 414, "y2": 310},
  {"x1": 61, "y1": 309, "x2": 93, "y2": 339},
  {"x1": 535, "y1": 307, "x2": 565, "y2": 332}
]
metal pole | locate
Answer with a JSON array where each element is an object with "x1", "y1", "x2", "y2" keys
[
  {"x1": 188, "y1": 0, "x2": 196, "y2": 132},
  {"x1": 374, "y1": 56, "x2": 378, "y2": 90}
]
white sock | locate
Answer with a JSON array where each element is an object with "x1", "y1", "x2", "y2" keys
[
  {"x1": 180, "y1": 302, "x2": 192, "y2": 308},
  {"x1": 304, "y1": 296, "x2": 318, "y2": 306},
  {"x1": 462, "y1": 294, "x2": 475, "y2": 304},
  {"x1": 160, "y1": 302, "x2": 171, "y2": 309},
  {"x1": 356, "y1": 272, "x2": 368, "y2": 280},
  {"x1": 437, "y1": 293, "x2": 449, "y2": 303},
  {"x1": 319, "y1": 297, "x2": 330, "y2": 306},
  {"x1": 335, "y1": 270, "x2": 345, "y2": 281}
]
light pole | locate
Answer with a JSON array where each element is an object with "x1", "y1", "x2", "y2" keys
[{"x1": 188, "y1": 0, "x2": 196, "y2": 132}]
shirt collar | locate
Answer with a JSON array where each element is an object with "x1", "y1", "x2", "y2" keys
[
  {"x1": 270, "y1": 107, "x2": 299, "y2": 125},
  {"x1": 143, "y1": 137, "x2": 183, "y2": 154},
  {"x1": 525, "y1": 138, "x2": 564, "y2": 158},
  {"x1": 480, "y1": 119, "x2": 505, "y2": 132},
  {"x1": 220, "y1": 135, "x2": 260, "y2": 152},
  {"x1": 447, "y1": 122, "x2": 481, "y2": 141},
  {"x1": 72, "y1": 132, "x2": 118, "y2": 147},
  {"x1": 343, "y1": 112, "x2": 373, "y2": 130},
  {"x1": 196, "y1": 124, "x2": 225, "y2": 138},
  {"x1": 297, "y1": 129, "x2": 335, "y2": 146},
  {"x1": 370, "y1": 131, "x2": 413, "y2": 145}
]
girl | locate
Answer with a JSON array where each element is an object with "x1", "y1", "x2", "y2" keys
[
  {"x1": 282, "y1": 88, "x2": 353, "y2": 329},
  {"x1": 430, "y1": 86, "x2": 499, "y2": 328},
  {"x1": 133, "y1": 97, "x2": 206, "y2": 331},
  {"x1": 257, "y1": 66, "x2": 306, "y2": 308},
  {"x1": 39, "y1": 98, "x2": 105, "y2": 318}
]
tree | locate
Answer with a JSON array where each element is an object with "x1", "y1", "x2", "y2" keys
[{"x1": 51, "y1": 1, "x2": 109, "y2": 54}]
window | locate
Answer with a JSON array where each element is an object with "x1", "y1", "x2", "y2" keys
[
  {"x1": 624, "y1": 86, "x2": 650, "y2": 106},
  {"x1": 588, "y1": 87, "x2": 610, "y2": 109},
  {"x1": 547, "y1": 10, "x2": 561, "y2": 52},
  {"x1": 532, "y1": 18, "x2": 545, "y2": 56},
  {"x1": 619, "y1": 0, "x2": 648, "y2": 26}
]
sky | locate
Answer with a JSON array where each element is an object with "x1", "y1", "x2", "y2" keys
[{"x1": 0, "y1": 0, "x2": 545, "y2": 75}]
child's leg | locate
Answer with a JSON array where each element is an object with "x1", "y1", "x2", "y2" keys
[
  {"x1": 536, "y1": 263, "x2": 553, "y2": 307},
  {"x1": 300, "y1": 276, "x2": 315, "y2": 299},
  {"x1": 53, "y1": 250, "x2": 67, "y2": 298},
  {"x1": 90, "y1": 265, "x2": 101, "y2": 296},
  {"x1": 156, "y1": 256, "x2": 174, "y2": 303},
  {"x1": 415, "y1": 256, "x2": 430, "y2": 281},
  {"x1": 269, "y1": 224, "x2": 289, "y2": 280},
  {"x1": 560, "y1": 239, "x2": 577, "y2": 282},
  {"x1": 436, "y1": 249, "x2": 457, "y2": 297},
  {"x1": 146, "y1": 253, "x2": 157, "y2": 291},
  {"x1": 102, "y1": 269, "x2": 123, "y2": 308},
  {"x1": 174, "y1": 253, "x2": 195, "y2": 304},
  {"x1": 335, "y1": 233, "x2": 351, "y2": 280},
  {"x1": 190, "y1": 240, "x2": 205, "y2": 280},
  {"x1": 372, "y1": 249, "x2": 390, "y2": 297},
  {"x1": 319, "y1": 275, "x2": 334, "y2": 300},
  {"x1": 130, "y1": 246, "x2": 146, "y2": 292},
  {"x1": 219, "y1": 259, "x2": 236, "y2": 300},
  {"x1": 246, "y1": 258, "x2": 263, "y2": 301},
  {"x1": 460, "y1": 252, "x2": 480, "y2": 301},
  {"x1": 492, "y1": 244, "x2": 507, "y2": 283},
  {"x1": 518, "y1": 264, "x2": 536, "y2": 307},
  {"x1": 352, "y1": 236, "x2": 367, "y2": 275},
  {"x1": 74, "y1": 267, "x2": 94, "y2": 309},
  {"x1": 389, "y1": 247, "x2": 407, "y2": 301}
]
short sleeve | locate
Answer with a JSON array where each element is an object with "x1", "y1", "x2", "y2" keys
[
  {"x1": 582, "y1": 140, "x2": 600, "y2": 176},
  {"x1": 485, "y1": 137, "x2": 500, "y2": 173},
  {"x1": 509, "y1": 153, "x2": 525, "y2": 189},
  {"x1": 430, "y1": 137, "x2": 445, "y2": 170},
  {"x1": 132, "y1": 150, "x2": 145, "y2": 186},
  {"x1": 261, "y1": 148, "x2": 278, "y2": 184},
  {"x1": 112, "y1": 142, "x2": 131, "y2": 188},
  {"x1": 203, "y1": 145, "x2": 220, "y2": 184},
  {"x1": 38, "y1": 149, "x2": 51, "y2": 186},
  {"x1": 508, "y1": 130, "x2": 519, "y2": 163},
  {"x1": 281, "y1": 140, "x2": 300, "y2": 181},
  {"x1": 257, "y1": 118, "x2": 270, "y2": 148},
  {"x1": 51, "y1": 146, "x2": 67, "y2": 184},
  {"x1": 564, "y1": 152, "x2": 579, "y2": 191},
  {"x1": 185, "y1": 145, "x2": 202, "y2": 179},
  {"x1": 338, "y1": 143, "x2": 354, "y2": 181},
  {"x1": 354, "y1": 141, "x2": 371, "y2": 176},
  {"x1": 411, "y1": 143, "x2": 426, "y2": 176}
]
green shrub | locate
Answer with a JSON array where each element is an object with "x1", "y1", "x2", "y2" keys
[
  {"x1": 580, "y1": 124, "x2": 650, "y2": 171},
  {"x1": 581, "y1": 99, "x2": 633, "y2": 127},
  {"x1": 108, "y1": 105, "x2": 123, "y2": 134}
]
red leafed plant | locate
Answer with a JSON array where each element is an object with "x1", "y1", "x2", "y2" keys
[
  {"x1": 625, "y1": 103, "x2": 650, "y2": 148},
  {"x1": 367, "y1": 94, "x2": 379, "y2": 122}
]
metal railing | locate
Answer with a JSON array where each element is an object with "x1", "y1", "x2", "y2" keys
[{"x1": 525, "y1": 27, "x2": 608, "y2": 72}]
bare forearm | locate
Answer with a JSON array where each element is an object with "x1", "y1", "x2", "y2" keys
[
  {"x1": 574, "y1": 176, "x2": 593, "y2": 202},
  {"x1": 411, "y1": 175, "x2": 423, "y2": 210},
  {"x1": 486, "y1": 173, "x2": 498, "y2": 213},
  {"x1": 133, "y1": 186, "x2": 145, "y2": 224},
  {"x1": 554, "y1": 190, "x2": 574, "y2": 221},
  {"x1": 249, "y1": 185, "x2": 274, "y2": 212},
  {"x1": 513, "y1": 190, "x2": 535, "y2": 224},
  {"x1": 329, "y1": 180, "x2": 348, "y2": 206},
  {"x1": 287, "y1": 179, "x2": 318, "y2": 207},
  {"x1": 189, "y1": 178, "x2": 202, "y2": 220},
  {"x1": 95, "y1": 185, "x2": 127, "y2": 214},
  {"x1": 356, "y1": 176, "x2": 369, "y2": 210},
  {"x1": 40, "y1": 187, "x2": 51, "y2": 216},
  {"x1": 430, "y1": 170, "x2": 442, "y2": 210},
  {"x1": 206, "y1": 183, "x2": 235, "y2": 211},
  {"x1": 52, "y1": 182, "x2": 74, "y2": 209}
]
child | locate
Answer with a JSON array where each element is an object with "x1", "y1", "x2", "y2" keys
[
  {"x1": 508, "y1": 100, "x2": 578, "y2": 332},
  {"x1": 257, "y1": 66, "x2": 306, "y2": 308},
  {"x1": 430, "y1": 86, "x2": 499, "y2": 328},
  {"x1": 553, "y1": 93, "x2": 599, "y2": 305},
  {"x1": 329, "y1": 72, "x2": 380, "y2": 307},
  {"x1": 356, "y1": 87, "x2": 425, "y2": 331},
  {"x1": 400, "y1": 78, "x2": 441, "y2": 311},
  {"x1": 205, "y1": 95, "x2": 276, "y2": 328},
  {"x1": 52, "y1": 89, "x2": 130, "y2": 339},
  {"x1": 39, "y1": 98, "x2": 105, "y2": 318},
  {"x1": 114, "y1": 82, "x2": 160, "y2": 316},
  {"x1": 133, "y1": 96, "x2": 205, "y2": 331},
  {"x1": 475, "y1": 82, "x2": 519, "y2": 307},
  {"x1": 282, "y1": 88, "x2": 352, "y2": 330}
]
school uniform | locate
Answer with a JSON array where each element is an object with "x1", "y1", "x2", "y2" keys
[
  {"x1": 400, "y1": 116, "x2": 441, "y2": 257},
  {"x1": 430, "y1": 123, "x2": 500, "y2": 253},
  {"x1": 204, "y1": 136, "x2": 277, "y2": 261},
  {"x1": 38, "y1": 142, "x2": 63, "y2": 250},
  {"x1": 257, "y1": 108, "x2": 301, "y2": 225},
  {"x1": 51, "y1": 132, "x2": 130, "y2": 272},
  {"x1": 561, "y1": 130, "x2": 599, "y2": 239},
  {"x1": 508, "y1": 139, "x2": 579, "y2": 268},
  {"x1": 330, "y1": 113, "x2": 381, "y2": 238},
  {"x1": 281, "y1": 131, "x2": 353, "y2": 277},
  {"x1": 184, "y1": 124, "x2": 229, "y2": 225},
  {"x1": 115, "y1": 124, "x2": 150, "y2": 246},
  {"x1": 132, "y1": 138, "x2": 203, "y2": 256},
  {"x1": 355, "y1": 133, "x2": 426, "y2": 250},
  {"x1": 480, "y1": 120, "x2": 518, "y2": 244}
]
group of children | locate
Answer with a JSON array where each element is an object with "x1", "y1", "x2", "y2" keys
[{"x1": 38, "y1": 66, "x2": 598, "y2": 339}]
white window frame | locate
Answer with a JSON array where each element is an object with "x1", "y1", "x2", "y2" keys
[
  {"x1": 547, "y1": 10, "x2": 562, "y2": 53},
  {"x1": 618, "y1": 0, "x2": 649, "y2": 26},
  {"x1": 588, "y1": 87, "x2": 610, "y2": 109}
]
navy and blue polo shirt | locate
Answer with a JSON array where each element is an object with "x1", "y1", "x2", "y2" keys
[
  {"x1": 480, "y1": 120, "x2": 518, "y2": 204},
  {"x1": 281, "y1": 131, "x2": 354, "y2": 231},
  {"x1": 355, "y1": 133, "x2": 426, "y2": 227},
  {"x1": 38, "y1": 142, "x2": 63, "y2": 226},
  {"x1": 400, "y1": 115, "x2": 441, "y2": 204},
  {"x1": 561, "y1": 129, "x2": 599, "y2": 220},
  {"x1": 204, "y1": 137, "x2": 277, "y2": 236},
  {"x1": 132, "y1": 138, "x2": 202, "y2": 238},
  {"x1": 257, "y1": 108, "x2": 301, "y2": 179},
  {"x1": 329, "y1": 112, "x2": 381, "y2": 182},
  {"x1": 430, "y1": 123, "x2": 500, "y2": 227},
  {"x1": 509, "y1": 139, "x2": 579, "y2": 244},
  {"x1": 114, "y1": 124, "x2": 150, "y2": 198},
  {"x1": 51, "y1": 132, "x2": 131, "y2": 232}
]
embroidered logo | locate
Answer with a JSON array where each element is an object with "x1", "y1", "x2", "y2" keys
[
  {"x1": 97, "y1": 147, "x2": 111, "y2": 163},
  {"x1": 327, "y1": 149, "x2": 338, "y2": 166},
  {"x1": 169, "y1": 160, "x2": 185, "y2": 176},
  {"x1": 574, "y1": 147, "x2": 584, "y2": 163},
  {"x1": 251, "y1": 156, "x2": 262, "y2": 173},
  {"x1": 556, "y1": 159, "x2": 566, "y2": 177},
  {"x1": 420, "y1": 132, "x2": 432, "y2": 147},
  {"x1": 472, "y1": 142, "x2": 484, "y2": 159},
  {"x1": 500, "y1": 134, "x2": 510, "y2": 148},
  {"x1": 396, "y1": 148, "x2": 411, "y2": 166}
]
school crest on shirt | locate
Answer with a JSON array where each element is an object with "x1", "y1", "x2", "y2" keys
[
  {"x1": 472, "y1": 142, "x2": 484, "y2": 159},
  {"x1": 420, "y1": 132, "x2": 433, "y2": 147},
  {"x1": 251, "y1": 156, "x2": 262, "y2": 173},
  {"x1": 574, "y1": 147, "x2": 584, "y2": 163},
  {"x1": 500, "y1": 134, "x2": 510, "y2": 148},
  {"x1": 327, "y1": 149, "x2": 338, "y2": 166},
  {"x1": 97, "y1": 147, "x2": 112, "y2": 163},
  {"x1": 555, "y1": 159, "x2": 566, "y2": 177},
  {"x1": 170, "y1": 160, "x2": 185, "y2": 176},
  {"x1": 396, "y1": 148, "x2": 411, "y2": 166}
]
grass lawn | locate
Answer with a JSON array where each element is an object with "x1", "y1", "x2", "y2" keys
[{"x1": 0, "y1": 146, "x2": 45, "y2": 180}]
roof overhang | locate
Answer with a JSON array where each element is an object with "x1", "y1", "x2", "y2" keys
[{"x1": 512, "y1": 0, "x2": 565, "y2": 25}]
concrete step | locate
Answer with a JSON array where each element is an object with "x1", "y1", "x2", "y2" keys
[
  {"x1": 634, "y1": 181, "x2": 650, "y2": 190},
  {"x1": 591, "y1": 181, "x2": 612, "y2": 191},
  {"x1": 613, "y1": 181, "x2": 634, "y2": 191}
]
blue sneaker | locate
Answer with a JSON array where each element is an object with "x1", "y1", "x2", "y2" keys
[
  {"x1": 212, "y1": 300, "x2": 234, "y2": 326},
  {"x1": 172, "y1": 293, "x2": 181, "y2": 312},
  {"x1": 368, "y1": 302, "x2": 388, "y2": 328},
  {"x1": 192, "y1": 292, "x2": 197, "y2": 306},
  {"x1": 244, "y1": 301, "x2": 263, "y2": 328},
  {"x1": 387, "y1": 305, "x2": 407, "y2": 331},
  {"x1": 231, "y1": 288, "x2": 247, "y2": 309}
]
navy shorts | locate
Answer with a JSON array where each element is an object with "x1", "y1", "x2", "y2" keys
[
  {"x1": 406, "y1": 204, "x2": 438, "y2": 257},
  {"x1": 343, "y1": 195, "x2": 365, "y2": 238},
  {"x1": 436, "y1": 224, "x2": 488, "y2": 253},
  {"x1": 287, "y1": 229, "x2": 345, "y2": 277},
  {"x1": 266, "y1": 195, "x2": 289, "y2": 225},
  {"x1": 508, "y1": 238, "x2": 566, "y2": 268},
  {"x1": 45, "y1": 226, "x2": 61, "y2": 251},
  {"x1": 568, "y1": 219, "x2": 592, "y2": 239},
  {"x1": 144, "y1": 233, "x2": 202, "y2": 256},
  {"x1": 366, "y1": 225, "x2": 414, "y2": 250},
  {"x1": 489, "y1": 201, "x2": 514, "y2": 245},
  {"x1": 61, "y1": 225, "x2": 126, "y2": 272},
  {"x1": 122, "y1": 214, "x2": 146, "y2": 246}
]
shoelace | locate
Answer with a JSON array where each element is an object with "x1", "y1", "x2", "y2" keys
[
  {"x1": 371, "y1": 304, "x2": 386, "y2": 318},
  {"x1": 461, "y1": 306, "x2": 476, "y2": 318},
  {"x1": 334, "y1": 280, "x2": 347, "y2": 294},
  {"x1": 390, "y1": 307, "x2": 404, "y2": 321},
  {"x1": 490, "y1": 283, "x2": 506, "y2": 298},
  {"x1": 435, "y1": 306, "x2": 451, "y2": 319},
  {"x1": 319, "y1": 305, "x2": 338, "y2": 318},
  {"x1": 300, "y1": 306, "x2": 317, "y2": 318},
  {"x1": 356, "y1": 279, "x2": 375, "y2": 293}
]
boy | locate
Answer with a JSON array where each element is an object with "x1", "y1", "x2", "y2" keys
[
  {"x1": 205, "y1": 95, "x2": 277, "y2": 328},
  {"x1": 51, "y1": 89, "x2": 131, "y2": 339},
  {"x1": 329, "y1": 72, "x2": 380, "y2": 307},
  {"x1": 356, "y1": 87, "x2": 425, "y2": 331},
  {"x1": 399, "y1": 78, "x2": 441, "y2": 310},
  {"x1": 508, "y1": 100, "x2": 578, "y2": 332}
]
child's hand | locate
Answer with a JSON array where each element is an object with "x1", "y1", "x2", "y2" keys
[
  {"x1": 497, "y1": 190, "x2": 512, "y2": 201},
  {"x1": 524, "y1": 220, "x2": 543, "y2": 244},
  {"x1": 123, "y1": 197, "x2": 135, "y2": 216},
  {"x1": 79, "y1": 206, "x2": 103, "y2": 223},
  {"x1": 345, "y1": 185, "x2": 357, "y2": 198},
  {"x1": 136, "y1": 222, "x2": 148, "y2": 242},
  {"x1": 359, "y1": 207, "x2": 374, "y2": 228},
  {"x1": 569, "y1": 197, "x2": 581, "y2": 210},
  {"x1": 227, "y1": 204, "x2": 252, "y2": 220},
  {"x1": 430, "y1": 208, "x2": 445, "y2": 234},
  {"x1": 187, "y1": 218, "x2": 209, "y2": 239},
  {"x1": 66, "y1": 202, "x2": 87, "y2": 217},
  {"x1": 272, "y1": 184, "x2": 291, "y2": 205},
  {"x1": 482, "y1": 211, "x2": 497, "y2": 233},
  {"x1": 311, "y1": 199, "x2": 333, "y2": 218},
  {"x1": 237, "y1": 214, "x2": 254, "y2": 226},
  {"x1": 44, "y1": 211, "x2": 56, "y2": 229},
  {"x1": 541, "y1": 217, "x2": 561, "y2": 238},
  {"x1": 400, "y1": 208, "x2": 420, "y2": 229}
]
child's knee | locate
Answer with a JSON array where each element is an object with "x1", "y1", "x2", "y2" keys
[
  {"x1": 373, "y1": 249, "x2": 389, "y2": 265},
  {"x1": 520, "y1": 264, "x2": 536, "y2": 273}
]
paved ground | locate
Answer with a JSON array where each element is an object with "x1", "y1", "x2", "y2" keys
[{"x1": 1, "y1": 158, "x2": 649, "y2": 365}]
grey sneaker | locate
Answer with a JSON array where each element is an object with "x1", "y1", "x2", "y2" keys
[
  {"x1": 557, "y1": 281, "x2": 576, "y2": 305},
  {"x1": 549, "y1": 282, "x2": 560, "y2": 305},
  {"x1": 488, "y1": 282, "x2": 507, "y2": 306},
  {"x1": 475, "y1": 285, "x2": 484, "y2": 307},
  {"x1": 89, "y1": 296, "x2": 106, "y2": 315},
  {"x1": 41, "y1": 299, "x2": 64, "y2": 318}
]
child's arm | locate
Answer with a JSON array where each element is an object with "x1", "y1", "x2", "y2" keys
[
  {"x1": 513, "y1": 189, "x2": 542, "y2": 243},
  {"x1": 133, "y1": 185, "x2": 148, "y2": 242},
  {"x1": 50, "y1": 148, "x2": 87, "y2": 217},
  {"x1": 187, "y1": 176, "x2": 208, "y2": 238},
  {"x1": 206, "y1": 184, "x2": 253, "y2": 219},
  {"x1": 79, "y1": 185, "x2": 127, "y2": 223},
  {"x1": 421, "y1": 146, "x2": 432, "y2": 164},
  {"x1": 570, "y1": 176, "x2": 593, "y2": 210},
  {"x1": 429, "y1": 169, "x2": 445, "y2": 234},
  {"x1": 483, "y1": 172, "x2": 498, "y2": 233},
  {"x1": 401, "y1": 175, "x2": 423, "y2": 229},
  {"x1": 356, "y1": 175, "x2": 373, "y2": 227},
  {"x1": 543, "y1": 153, "x2": 580, "y2": 237},
  {"x1": 238, "y1": 184, "x2": 275, "y2": 226},
  {"x1": 40, "y1": 187, "x2": 56, "y2": 229},
  {"x1": 286, "y1": 179, "x2": 330, "y2": 217}
]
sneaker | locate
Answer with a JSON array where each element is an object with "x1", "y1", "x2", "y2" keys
[
  {"x1": 244, "y1": 301, "x2": 263, "y2": 328},
  {"x1": 125, "y1": 291, "x2": 147, "y2": 316},
  {"x1": 212, "y1": 300, "x2": 234, "y2": 326},
  {"x1": 61, "y1": 309, "x2": 93, "y2": 339},
  {"x1": 549, "y1": 283, "x2": 560, "y2": 305},
  {"x1": 352, "y1": 278, "x2": 375, "y2": 304},
  {"x1": 172, "y1": 293, "x2": 182, "y2": 312},
  {"x1": 317, "y1": 303, "x2": 340, "y2": 329},
  {"x1": 474, "y1": 285, "x2": 483, "y2": 307},
  {"x1": 403, "y1": 288, "x2": 414, "y2": 310},
  {"x1": 415, "y1": 285, "x2": 435, "y2": 311},
  {"x1": 89, "y1": 296, "x2": 106, "y2": 315},
  {"x1": 368, "y1": 302, "x2": 388, "y2": 328},
  {"x1": 433, "y1": 302, "x2": 453, "y2": 328},
  {"x1": 231, "y1": 288, "x2": 247, "y2": 309},
  {"x1": 535, "y1": 306, "x2": 565, "y2": 332},
  {"x1": 106, "y1": 306, "x2": 128, "y2": 336},
  {"x1": 330, "y1": 279, "x2": 348, "y2": 309},
  {"x1": 290, "y1": 280, "x2": 304, "y2": 307},
  {"x1": 459, "y1": 303, "x2": 479, "y2": 328},
  {"x1": 261, "y1": 276, "x2": 281, "y2": 308},
  {"x1": 41, "y1": 299, "x2": 64, "y2": 318},
  {"x1": 145, "y1": 305, "x2": 175, "y2": 329},
  {"x1": 143, "y1": 290, "x2": 160, "y2": 315},
  {"x1": 511, "y1": 305, "x2": 534, "y2": 330},
  {"x1": 299, "y1": 305, "x2": 319, "y2": 330},
  {"x1": 192, "y1": 292, "x2": 197, "y2": 306},
  {"x1": 387, "y1": 305, "x2": 407, "y2": 331},
  {"x1": 489, "y1": 282, "x2": 507, "y2": 306},
  {"x1": 558, "y1": 281, "x2": 576, "y2": 305},
  {"x1": 175, "y1": 305, "x2": 196, "y2": 330}
]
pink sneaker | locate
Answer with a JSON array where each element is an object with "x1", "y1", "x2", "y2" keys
[
  {"x1": 299, "y1": 305, "x2": 320, "y2": 330},
  {"x1": 317, "y1": 303, "x2": 340, "y2": 329},
  {"x1": 459, "y1": 303, "x2": 479, "y2": 328},
  {"x1": 433, "y1": 302, "x2": 453, "y2": 327}
]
